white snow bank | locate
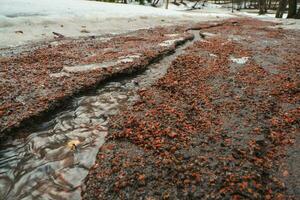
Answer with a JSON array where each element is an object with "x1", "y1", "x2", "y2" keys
[
  {"x1": 0, "y1": 0, "x2": 234, "y2": 48},
  {"x1": 0, "y1": 0, "x2": 228, "y2": 20}
]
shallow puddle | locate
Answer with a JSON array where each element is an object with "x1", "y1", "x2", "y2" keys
[{"x1": 0, "y1": 30, "x2": 200, "y2": 200}]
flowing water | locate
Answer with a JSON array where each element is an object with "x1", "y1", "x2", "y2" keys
[{"x1": 0, "y1": 31, "x2": 200, "y2": 200}]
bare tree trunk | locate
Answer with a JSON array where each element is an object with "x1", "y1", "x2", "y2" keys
[
  {"x1": 287, "y1": 0, "x2": 297, "y2": 18},
  {"x1": 268, "y1": 0, "x2": 272, "y2": 9},
  {"x1": 192, "y1": 1, "x2": 198, "y2": 8},
  {"x1": 152, "y1": 0, "x2": 160, "y2": 6},
  {"x1": 259, "y1": 0, "x2": 267, "y2": 14},
  {"x1": 296, "y1": 8, "x2": 300, "y2": 18},
  {"x1": 273, "y1": 0, "x2": 279, "y2": 9},
  {"x1": 276, "y1": 0, "x2": 287, "y2": 17},
  {"x1": 237, "y1": 0, "x2": 242, "y2": 10},
  {"x1": 165, "y1": 0, "x2": 169, "y2": 9}
]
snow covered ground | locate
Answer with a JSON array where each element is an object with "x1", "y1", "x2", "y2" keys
[
  {"x1": 218, "y1": 3, "x2": 300, "y2": 29},
  {"x1": 238, "y1": 11, "x2": 300, "y2": 30},
  {"x1": 0, "y1": 0, "x2": 233, "y2": 48},
  {"x1": 1, "y1": 0, "x2": 299, "y2": 48}
]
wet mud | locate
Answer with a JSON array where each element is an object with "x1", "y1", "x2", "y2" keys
[
  {"x1": 83, "y1": 19, "x2": 299, "y2": 199},
  {"x1": 0, "y1": 28, "x2": 198, "y2": 199}
]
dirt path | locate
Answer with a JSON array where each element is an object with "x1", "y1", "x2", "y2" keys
[{"x1": 82, "y1": 19, "x2": 299, "y2": 199}]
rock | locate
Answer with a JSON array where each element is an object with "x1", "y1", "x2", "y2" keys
[
  {"x1": 183, "y1": 153, "x2": 190, "y2": 160},
  {"x1": 52, "y1": 32, "x2": 65, "y2": 38},
  {"x1": 15, "y1": 30, "x2": 23, "y2": 34}
]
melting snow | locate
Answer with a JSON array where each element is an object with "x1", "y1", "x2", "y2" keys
[
  {"x1": 230, "y1": 56, "x2": 249, "y2": 64},
  {"x1": 0, "y1": 0, "x2": 234, "y2": 48},
  {"x1": 62, "y1": 54, "x2": 142, "y2": 73},
  {"x1": 201, "y1": 32, "x2": 217, "y2": 38},
  {"x1": 165, "y1": 34, "x2": 180, "y2": 37},
  {"x1": 118, "y1": 54, "x2": 141, "y2": 63},
  {"x1": 63, "y1": 63, "x2": 112, "y2": 73},
  {"x1": 159, "y1": 38, "x2": 184, "y2": 47},
  {"x1": 49, "y1": 72, "x2": 70, "y2": 78}
]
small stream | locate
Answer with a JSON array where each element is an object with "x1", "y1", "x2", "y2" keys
[{"x1": 0, "y1": 31, "x2": 200, "y2": 200}]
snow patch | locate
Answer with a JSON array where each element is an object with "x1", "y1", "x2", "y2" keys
[
  {"x1": 159, "y1": 38, "x2": 184, "y2": 47},
  {"x1": 63, "y1": 63, "x2": 112, "y2": 73},
  {"x1": 118, "y1": 54, "x2": 142, "y2": 63},
  {"x1": 0, "y1": 0, "x2": 234, "y2": 48},
  {"x1": 50, "y1": 72, "x2": 70, "y2": 78},
  {"x1": 230, "y1": 56, "x2": 249, "y2": 64},
  {"x1": 165, "y1": 34, "x2": 180, "y2": 37},
  {"x1": 201, "y1": 32, "x2": 217, "y2": 37},
  {"x1": 62, "y1": 54, "x2": 142, "y2": 73}
]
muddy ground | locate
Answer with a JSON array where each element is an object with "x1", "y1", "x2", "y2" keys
[
  {"x1": 0, "y1": 26, "x2": 194, "y2": 139},
  {"x1": 83, "y1": 19, "x2": 299, "y2": 199}
]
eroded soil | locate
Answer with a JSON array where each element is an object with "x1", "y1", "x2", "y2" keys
[
  {"x1": 83, "y1": 19, "x2": 299, "y2": 199},
  {"x1": 0, "y1": 28, "x2": 199, "y2": 200},
  {"x1": 0, "y1": 26, "x2": 193, "y2": 138}
]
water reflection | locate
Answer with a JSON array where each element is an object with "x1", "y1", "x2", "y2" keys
[{"x1": 0, "y1": 33, "x2": 196, "y2": 199}]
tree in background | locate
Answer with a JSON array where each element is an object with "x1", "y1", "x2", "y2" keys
[
  {"x1": 95, "y1": 0, "x2": 300, "y2": 19},
  {"x1": 259, "y1": 0, "x2": 267, "y2": 14},
  {"x1": 287, "y1": 0, "x2": 297, "y2": 18},
  {"x1": 166, "y1": 0, "x2": 170, "y2": 8},
  {"x1": 296, "y1": 6, "x2": 300, "y2": 18},
  {"x1": 276, "y1": 0, "x2": 287, "y2": 17}
]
